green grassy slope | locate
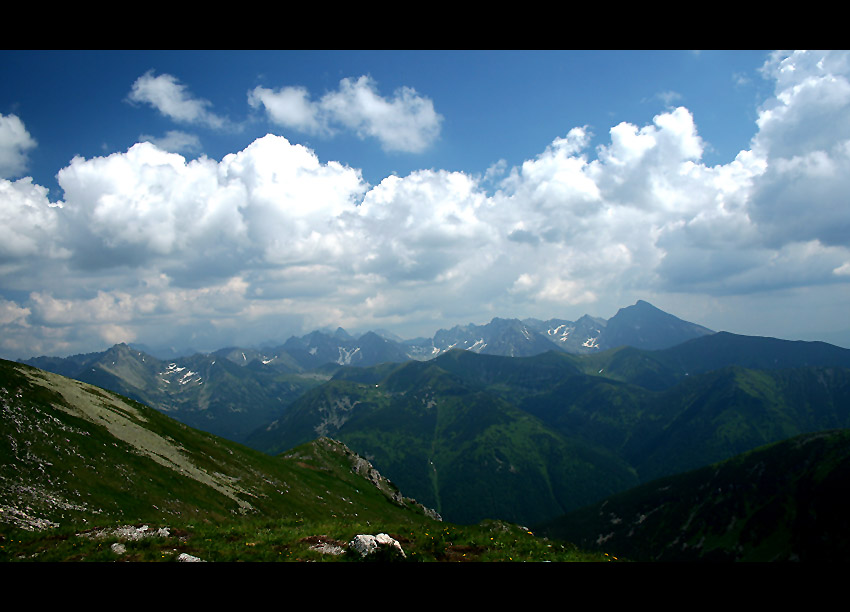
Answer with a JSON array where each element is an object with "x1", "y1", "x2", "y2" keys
[
  {"x1": 0, "y1": 359, "x2": 432, "y2": 529},
  {"x1": 1, "y1": 358, "x2": 612, "y2": 562}
]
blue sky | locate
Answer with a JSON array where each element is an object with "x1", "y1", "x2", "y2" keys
[
  {"x1": 4, "y1": 50, "x2": 769, "y2": 191},
  {"x1": 2, "y1": 50, "x2": 849, "y2": 358}
]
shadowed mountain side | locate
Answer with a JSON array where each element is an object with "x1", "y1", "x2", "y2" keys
[
  {"x1": 22, "y1": 343, "x2": 327, "y2": 444},
  {"x1": 566, "y1": 331, "x2": 850, "y2": 391},
  {"x1": 653, "y1": 331, "x2": 850, "y2": 374},
  {"x1": 248, "y1": 361, "x2": 639, "y2": 526},
  {"x1": 517, "y1": 364, "x2": 850, "y2": 483},
  {"x1": 536, "y1": 429, "x2": 850, "y2": 562},
  {"x1": 599, "y1": 300, "x2": 714, "y2": 351},
  {"x1": 248, "y1": 346, "x2": 850, "y2": 528}
]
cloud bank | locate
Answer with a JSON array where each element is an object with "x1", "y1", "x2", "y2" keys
[{"x1": 1, "y1": 51, "x2": 849, "y2": 358}]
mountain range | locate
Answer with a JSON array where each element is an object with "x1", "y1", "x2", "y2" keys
[
  {"x1": 0, "y1": 356, "x2": 617, "y2": 561},
  {"x1": 19, "y1": 300, "x2": 713, "y2": 442},
  {"x1": 12, "y1": 299, "x2": 850, "y2": 561},
  {"x1": 21, "y1": 342, "x2": 327, "y2": 443},
  {"x1": 122, "y1": 299, "x2": 717, "y2": 365},
  {"x1": 304, "y1": 299, "x2": 715, "y2": 360},
  {"x1": 246, "y1": 335, "x2": 850, "y2": 526}
]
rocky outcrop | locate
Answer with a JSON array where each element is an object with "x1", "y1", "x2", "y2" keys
[{"x1": 314, "y1": 437, "x2": 442, "y2": 521}]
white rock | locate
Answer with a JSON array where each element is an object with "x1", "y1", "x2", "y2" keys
[
  {"x1": 310, "y1": 542, "x2": 345, "y2": 556},
  {"x1": 349, "y1": 533, "x2": 406, "y2": 559}
]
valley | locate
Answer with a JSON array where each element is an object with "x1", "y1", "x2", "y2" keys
[{"x1": 5, "y1": 300, "x2": 850, "y2": 562}]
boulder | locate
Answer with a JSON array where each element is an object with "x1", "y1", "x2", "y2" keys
[{"x1": 349, "y1": 533, "x2": 406, "y2": 559}]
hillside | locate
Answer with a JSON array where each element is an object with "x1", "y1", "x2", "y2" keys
[
  {"x1": 249, "y1": 356, "x2": 639, "y2": 526},
  {"x1": 11, "y1": 301, "x2": 850, "y2": 560},
  {"x1": 519, "y1": 362, "x2": 850, "y2": 482},
  {"x1": 0, "y1": 358, "x2": 437, "y2": 529},
  {"x1": 537, "y1": 429, "x2": 850, "y2": 562},
  {"x1": 0, "y1": 358, "x2": 609, "y2": 562},
  {"x1": 22, "y1": 343, "x2": 327, "y2": 444},
  {"x1": 18, "y1": 300, "x2": 718, "y2": 445},
  {"x1": 249, "y1": 345, "x2": 850, "y2": 528}
]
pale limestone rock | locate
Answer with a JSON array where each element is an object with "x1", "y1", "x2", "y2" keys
[{"x1": 349, "y1": 533, "x2": 406, "y2": 559}]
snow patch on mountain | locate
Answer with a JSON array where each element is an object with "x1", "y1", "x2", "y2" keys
[
  {"x1": 160, "y1": 362, "x2": 203, "y2": 385},
  {"x1": 338, "y1": 346, "x2": 361, "y2": 365},
  {"x1": 582, "y1": 337, "x2": 600, "y2": 349}
]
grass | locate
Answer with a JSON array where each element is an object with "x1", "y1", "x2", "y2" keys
[
  {"x1": 0, "y1": 516, "x2": 617, "y2": 562},
  {"x1": 2, "y1": 358, "x2": 621, "y2": 563}
]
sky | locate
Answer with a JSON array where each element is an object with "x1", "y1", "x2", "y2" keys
[{"x1": 2, "y1": 49, "x2": 850, "y2": 359}]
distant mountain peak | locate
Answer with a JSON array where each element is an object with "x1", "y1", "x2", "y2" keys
[
  {"x1": 24, "y1": 299, "x2": 719, "y2": 371},
  {"x1": 601, "y1": 301, "x2": 714, "y2": 351},
  {"x1": 614, "y1": 300, "x2": 663, "y2": 316}
]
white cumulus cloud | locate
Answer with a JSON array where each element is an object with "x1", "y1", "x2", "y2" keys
[
  {"x1": 139, "y1": 130, "x2": 203, "y2": 155},
  {"x1": 249, "y1": 75, "x2": 442, "y2": 153},
  {"x1": 749, "y1": 50, "x2": 850, "y2": 249},
  {"x1": 0, "y1": 177, "x2": 62, "y2": 261},
  {"x1": 53, "y1": 135, "x2": 368, "y2": 279},
  {"x1": 248, "y1": 85, "x2": 325, "y2": 135},
  {"x1": 0, "y1": 113, "x2": 37, "y2": 179},
  {"x1": 128, "y1": 71, "x2": 227, "y2": 129},
  {"x1": 2, "y1": 50, "x2": 850, "y2": 358}
]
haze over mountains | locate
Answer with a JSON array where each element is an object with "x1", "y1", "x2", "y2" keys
[
  {"x1": 27, "y1": 299, "x2": 715, "y2": 367},
  {"x1": 21, "y1": 299, "x2": 848, "y2": 453},
  {"x1": 19, "y1": 300, "x2": 713, "y2": 443}
]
